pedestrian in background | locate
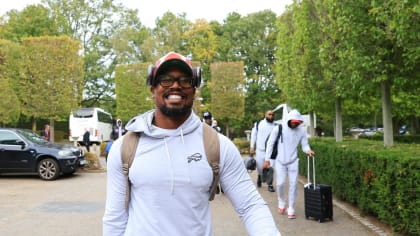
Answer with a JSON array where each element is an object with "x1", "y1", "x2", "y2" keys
[
  {"x1": 264, "y1": 109, "x2": 315, "y2": 219},
  {"x1": 105, "y1": 132, "x2": 117, "y2": 162},
  {"x1": 40, "y1": 124, "x2": 50, "y2": 141},
  {"x1": 83, "y1": 128, "x2": 90, "y2": 152},
  {"x1": 203, "y1": 111, "x2": 212, "y2": 126},
  {"x1": 250, "y1": 110, "x2": 276, "y2": 192},
  {"x1": 114, "y1": 119, "x2": 126, "y2": 138},
  {"x1": 103, "y1": 52, "x2": 281, "y2": 236},
  {"x1": 212, "y1": 119, "x2": 221, "y2": 133}
]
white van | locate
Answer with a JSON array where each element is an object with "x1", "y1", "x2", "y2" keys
[{"x1": 68, "y1": 108, "x2": 113, "y2": 145}]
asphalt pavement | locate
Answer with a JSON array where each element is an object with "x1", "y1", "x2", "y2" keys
[
  {"x1": 0, "y1": 157, "x2": 393, "y2": 236},
  {"x1": 211, "y1": 169, "x2": 393, "y2": 236}
]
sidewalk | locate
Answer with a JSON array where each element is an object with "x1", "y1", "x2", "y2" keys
[{"x1": 210, "y1": 169, "x2": 393, "y2": 236}]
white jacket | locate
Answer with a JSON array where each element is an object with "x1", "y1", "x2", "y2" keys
[
  {"x1": 103, "y1": 110, "x2": 281, "y2": 236},
  {"x1": 250, "y1": 119, "x2": 276, "y2": 151},
  {"x1": 265, "y1": 109, "x2": 311, "y2": 165}
]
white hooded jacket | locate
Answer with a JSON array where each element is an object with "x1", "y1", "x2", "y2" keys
[
  {"x1": 265, "y1": 109, "x2": 311, "y2": 165},
  {"x1": 103, "y1": 110, "x2": 281, "y2": 236}
]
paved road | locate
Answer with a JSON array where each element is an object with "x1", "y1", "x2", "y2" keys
[{"x1": 0, "y1": 158, "x2": 391, "y2": 236}]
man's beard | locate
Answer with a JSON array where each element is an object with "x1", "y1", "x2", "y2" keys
[
  {"x1": 266, "y1": 117, "x2": 274, "y2": 123},
  {"x1": 158, "y1": 104, "x2": 193, "y2": 119}
]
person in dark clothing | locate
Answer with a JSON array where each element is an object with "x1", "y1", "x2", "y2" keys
[
  {"x1": 113, "y1": 119, "x2": 126, "y2": 138},
  {"x1": 203, "y1": 112, "x2": 212, "y2": 126},
  {"x1": 83, "y1": 128, "x2": 90, "y2": 152},
  {"x1": 40, "y1": 124, "x2": 50, "y2": 141}
]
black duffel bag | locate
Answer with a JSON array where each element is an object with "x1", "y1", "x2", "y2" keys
[{"x1": 244, "y1": 154, "x2": 256, "y2": 171}]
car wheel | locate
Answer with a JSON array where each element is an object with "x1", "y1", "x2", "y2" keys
[{"x1": 37, "y1": 158, "x2": 60, "y2": 180}]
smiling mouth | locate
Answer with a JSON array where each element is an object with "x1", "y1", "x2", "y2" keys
[{"x1": 165, "y1": 94, "x2": 185, "y2": 102}]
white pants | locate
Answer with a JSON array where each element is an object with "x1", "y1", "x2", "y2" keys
[
  {"x1": 256, "y1": 149, "x2": 275, "y2": 175},
  {"x1": 275, "y1": 158, "x2": 299, "y2": 214}
]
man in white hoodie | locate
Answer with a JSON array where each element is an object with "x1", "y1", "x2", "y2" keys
[
  {"x1": 250, "y1": 110, "x2": 276, "y2": 192},
  {"x1": 264, "y1": 109, "x2": 315, "y2": 219},
  {"x1": 103, "y1": 52, "x2": 281, "y2": 236}
]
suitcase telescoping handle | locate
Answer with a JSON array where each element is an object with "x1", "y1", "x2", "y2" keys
[{"x1": 307, "y1": 155, "x2": 316, "y2": 189}]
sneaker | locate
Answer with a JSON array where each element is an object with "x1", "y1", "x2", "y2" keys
[
  {"x1": 268, "y1": 185, "x2": 275, "y2": 192},
  {"x1": 278, "y1": 208, "x2": 286, "y2": 214},
  {"x1": 288, "y1": 214, "x2": 296, "y2": 219}
]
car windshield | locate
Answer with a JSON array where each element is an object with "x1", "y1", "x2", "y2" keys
[{"x1": 17, "y1": 129, "x2": 49, "y2": 144}]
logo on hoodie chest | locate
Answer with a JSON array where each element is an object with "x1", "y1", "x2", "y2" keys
[{"x1": 187, "y1": 153, "x2": 202, "y2": 163}]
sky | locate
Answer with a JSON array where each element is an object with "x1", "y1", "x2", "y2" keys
[{"x1": 0, "y1": 0, "x2": 293, "y2": 27}]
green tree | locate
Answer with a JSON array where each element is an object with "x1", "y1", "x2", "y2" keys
[
  {"x1": 277, "y1": 0, "x2": 324, "y2": 137},
  {"x1": 147, "y1": 12, "x2": 192, "y2": 58},
  {"x1": 45, "y1": 0, "x2": 141, "y2": 109},
  {"x1": 0, "y1": 4, "x2": 59, "y2": 42},
  {"x1": 115, "y1": 63, "x2": 153, "y2": 122},
  {"x1": 19, "y1": 36, "x2": 83, "y2": 141},
  {"x1": 217, "y1": 11, "x2": 281, "y2": 128},
  {"x1": 210, "y1": 62, "x2": 245, "y2": 136},
  {"x1": 110, "y1": 9, "x2": 150, "y2": 65},
  {"x1": 0, "y1": 39, "x2": 22, "y2": 126},
  {"x1": 369, "y1": 0, "x2": 420, "y2": 143}
]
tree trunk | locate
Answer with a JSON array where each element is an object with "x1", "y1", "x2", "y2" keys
[
  {"x1": 335, "y1": 97, "x2": 343, "y2": 142},
  {"x1": 309, "y1": 110, "x2": 315, "y2": 137},
  {"x1": 31, "y1": 116, "x2": 37, "y2": 132},
  {"x1": 50, "y1": 119, "x2": 55, "y2": 143},
  {"x1": 381, "y1": 80, "x2": 393, "y2": 146}
]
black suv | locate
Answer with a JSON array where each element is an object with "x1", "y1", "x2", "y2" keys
[{"x1": 0, "y1": 128, "x2": 86, "y2": 180}]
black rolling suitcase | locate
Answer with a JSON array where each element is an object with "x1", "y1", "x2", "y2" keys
[{"x1": 304, "y1": 156, "x2": 333, "y2": 222}]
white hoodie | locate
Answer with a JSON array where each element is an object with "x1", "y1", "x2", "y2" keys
[
  {"x1": 103, "y1": 110, "x2": 281, "y2": 236},
  {"x1": 265, "y1": 109, "x2": 311, "y2": 165}
]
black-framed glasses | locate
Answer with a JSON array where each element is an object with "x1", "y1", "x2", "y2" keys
[{"x1": 157, "y1": 75, "x2": 193, "y2": 88}]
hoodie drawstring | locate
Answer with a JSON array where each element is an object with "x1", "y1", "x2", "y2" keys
[{"x1": 163, "y1": 137, "x2": 174, "y2": 194}]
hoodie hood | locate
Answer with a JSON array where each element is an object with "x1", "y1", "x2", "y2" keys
[
  {"x1": 124, "y1": 109, "x2": 202, "y2": 139},
  {"x1": 286, "y1": 109, "x2": 304, "y2": 123}
]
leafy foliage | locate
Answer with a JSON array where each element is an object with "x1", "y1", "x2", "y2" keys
[
  {"x1": 115, "y1": 63, "x2": 154, "y2": 122},
  {"x1": 0, "y1": 39, "x2": 21, "y2": 125},
  {"x1": 19, "y1": 36, "x2": 83, "y2": 121},
  {"x1": 210, "y1": 62, "x2": 245, "y2": 131}
]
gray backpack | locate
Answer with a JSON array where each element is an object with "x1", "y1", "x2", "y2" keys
[{"x1": 121, "y1": 124, "x2": 220, "y2": 209}]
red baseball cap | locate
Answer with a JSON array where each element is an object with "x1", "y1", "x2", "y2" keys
[
  {"x1": 153, "y1": 52, "x2": 193, "y2": 79},
  {"x1": 290, "y1": 119, "x2": 302, "y2": 124}
]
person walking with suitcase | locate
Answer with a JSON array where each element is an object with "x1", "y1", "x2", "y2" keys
[{"x1": 264, "y1": 109, "x2": 315, "y2": 219}]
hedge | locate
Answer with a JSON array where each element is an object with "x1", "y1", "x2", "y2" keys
[{"x1": 297, "y1": 138, "x2": 419, "y2": 235}]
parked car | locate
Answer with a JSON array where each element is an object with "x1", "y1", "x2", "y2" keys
[
  {"x1": 0, "y1": 128, "x2": 86, "y2": 180},
  {"x1": 399, "y1": 125, "x2": 409, "y2": 135}
]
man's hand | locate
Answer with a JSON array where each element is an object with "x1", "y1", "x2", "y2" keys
[
  {"x1": 263, "y1": 160, "x2": 270, "y2": 169},
  {"x1": 307, "y1": 150, "x2": 315, "y2": 157},
  {"x1": 249, "y1": 147, "x2": 255, "y2": 155}
]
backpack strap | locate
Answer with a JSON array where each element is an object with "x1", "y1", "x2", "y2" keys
[
  {"x1": 277, "y1": 124, "x2": 283, "y2": 143},
  {"x1": 255, "y1": 120, "x2": 260, "y2": 132},
  {"x1": 121, "y1": 131, "x2": 140, "y2": 210},
  {"x1": 202, "y1": 124, "x2": 220, "y2": 201}
]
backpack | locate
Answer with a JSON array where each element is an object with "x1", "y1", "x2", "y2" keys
[
  {"x1": 266, "y1": 124, "x2": 283, "y2": 160},
  {"x1": 121, "y1": 124, "x2": 220, "y2": 209}
]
